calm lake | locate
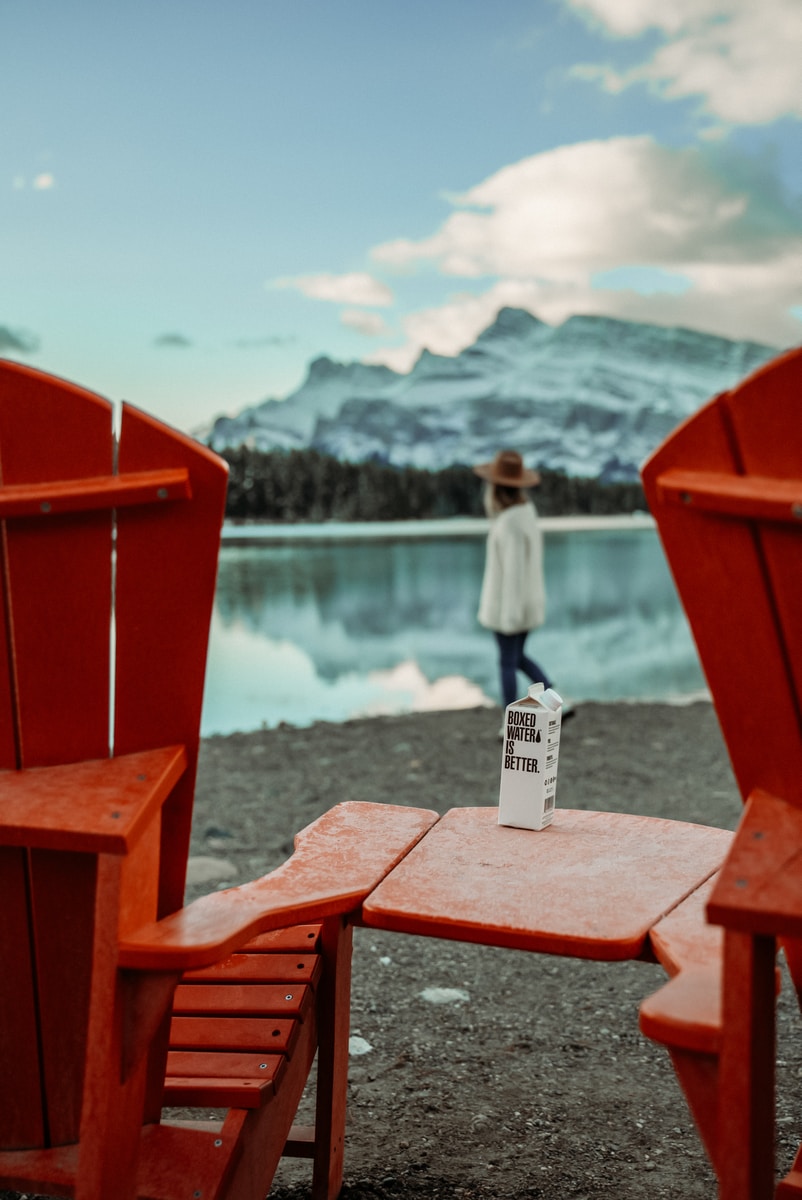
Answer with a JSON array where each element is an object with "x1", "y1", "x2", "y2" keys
[{"x1": 201, "y1": 520, "x2": 706, "y2": 736}]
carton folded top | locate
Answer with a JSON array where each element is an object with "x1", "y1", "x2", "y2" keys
[{"x1": 527, "y1": 683, "x2": 563, "y2": 711}]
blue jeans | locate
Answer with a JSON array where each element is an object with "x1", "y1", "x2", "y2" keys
[{"x1": 494, "y1": 631, "x2": 553, "y2": 709}]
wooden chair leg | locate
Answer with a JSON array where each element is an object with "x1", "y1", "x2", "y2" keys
[
  {"x1": 718, "y1": 930, "x2": 776, "y2": 1200},
  {"x1": 312, "y1": 917, "x2": 353, "y2": 1200},
  {"x1": 667, "y1": 1047, "x2": 720, "y2": 1172}
]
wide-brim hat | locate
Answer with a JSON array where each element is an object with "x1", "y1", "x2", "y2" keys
[{"x1": 473, "y1": 449, "x2": 541, "y2": 488}]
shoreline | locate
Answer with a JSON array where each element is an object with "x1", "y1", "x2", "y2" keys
[
  {"x1": 200, "y1": 688, "x2": 713, "y2": 739},
  {"x1": 221, "y1": 512, "x2": 655, "y2": 545}
]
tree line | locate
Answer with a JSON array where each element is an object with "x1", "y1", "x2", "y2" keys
[{"x1": 221, "y1": 446, "x2": 646, "y2": 522}]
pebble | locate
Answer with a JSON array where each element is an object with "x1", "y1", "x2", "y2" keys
[
  {"x1": 419, "y1": 986, "x2": 470, "y2": 1005},
  {"x1": 349, "y1": 1035, "x2": 373, "y2": 1056}
]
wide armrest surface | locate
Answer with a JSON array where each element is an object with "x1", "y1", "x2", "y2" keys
[
  {"x1": 361, "y1": 807, "x2": 731, "y2": 959},
  {"x1": 119, "y1": 800, "x2": 438, "y2": 970},
  {"x1": 0, "y1": 746, "x2": 187, "y2": 853}
]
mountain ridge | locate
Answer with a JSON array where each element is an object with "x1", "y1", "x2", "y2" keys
[{"x1": 206, "y1": 309, "x2": 781, "y2": 481}]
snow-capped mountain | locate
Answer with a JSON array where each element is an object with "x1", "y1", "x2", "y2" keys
[{"x1": 206, "y1": 309, "x2": 781, "y2": 481}]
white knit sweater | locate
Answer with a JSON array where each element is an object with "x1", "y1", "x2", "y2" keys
[{"x1": 477, "y1": 501, "x2": 546, "y2": 634}]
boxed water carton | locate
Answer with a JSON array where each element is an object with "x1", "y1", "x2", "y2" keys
[{"x1": 498, "y1": 683, "x2": 563, "y2": 830}]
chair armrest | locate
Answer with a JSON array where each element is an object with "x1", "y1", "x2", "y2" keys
[
  {"x1": 0, "y1": 746, "x2": 186, "y2": 854},
  {"x1": 707, "y1": 788, "x2": 802, "y2": 937},
  {"x1": 119, "y1": 801, "x2": 438, "y2": 970}
]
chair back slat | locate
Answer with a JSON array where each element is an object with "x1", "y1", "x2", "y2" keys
[
  {"x1": 0, "y1": 363, "x2": 113, "y2": 767},
  {"x1": 0, "y1": 566, "x2": 16, "y2": 767},
  {"x1": 725, "y1": 351, "x2": 802, "y2": 733},
  {"x1": 642, "y1": 347, "x2": 802, "y2": 808},
  {"x1": 114, "y1": 403, "x2": 228, "y2": 915}
]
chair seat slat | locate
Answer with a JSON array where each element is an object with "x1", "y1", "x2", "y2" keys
[
  {"x1": 181, "y1": 951, "x2": 321, "y2": 986},
  {"x1": 241, "y1": 924, "x2": 322, "y2": 952},
  {"x1": 172, "y1": 983, "x2": 312, "y2": 1019},
  {"x1": 164, "y1": 1053, "x2": 282, "y2": 1108},
  {"x1": 169, "y1": 1016, "x2": 300, "y2": 1054}
]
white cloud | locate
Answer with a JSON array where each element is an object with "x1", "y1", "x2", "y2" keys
[
  {"x1": 566, "y1": 0, "x2": 802, "y2": 124},
  {"x1": 273, "y1": 271, "x2": 393, "y2": 307},
  {"x1": 374, "y1": 137, "x2": 794, "y2": 280},
  {"x1": 355, "y1": 661, "x2": 492, "y2": 717},
  {"x1": 367, "y1": 136, "x2": 802, "y2": 368},
  {"x1": 32, "y1": 172, "x2": 55, "y2": 190},
  {"x1": 340, "y1": 309, "x2": 389, "y2": 336},
  {"x1": 567, "y1": 0, "x2": 727, "y2": 37}
]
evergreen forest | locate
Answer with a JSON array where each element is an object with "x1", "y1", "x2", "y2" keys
[{"x1": 221, "y1": 446, "x2": 647, "y2": 523}]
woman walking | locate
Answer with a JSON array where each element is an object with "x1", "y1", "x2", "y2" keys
[{"x1": 474, "y1": 449, "x2": 565, "y2": 721}]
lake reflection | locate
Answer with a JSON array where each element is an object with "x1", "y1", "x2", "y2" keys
[{"x1": 201, "y1": 527, "x2": 705, "y2": 735}]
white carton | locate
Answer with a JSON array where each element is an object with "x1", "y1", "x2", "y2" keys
[{"x1": 498, "y1": 683, "x2": 563, "y2": 830}]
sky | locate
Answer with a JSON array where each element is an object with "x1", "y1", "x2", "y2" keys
[{"x1": 3, "y1": 0, "x2": 802, "y2": 433}]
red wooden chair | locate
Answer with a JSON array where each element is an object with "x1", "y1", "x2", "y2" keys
[
  {"x1": 639, "y1": 344, "x2": 802, "y2": 1199},
  {"x1": 0, "y1": 361, "x2": 435, "y2": 1200}
]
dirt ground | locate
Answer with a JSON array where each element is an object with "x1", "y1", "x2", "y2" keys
[{"x1": 7, "y1": 702, "x2": 802, "y2": 1199}]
